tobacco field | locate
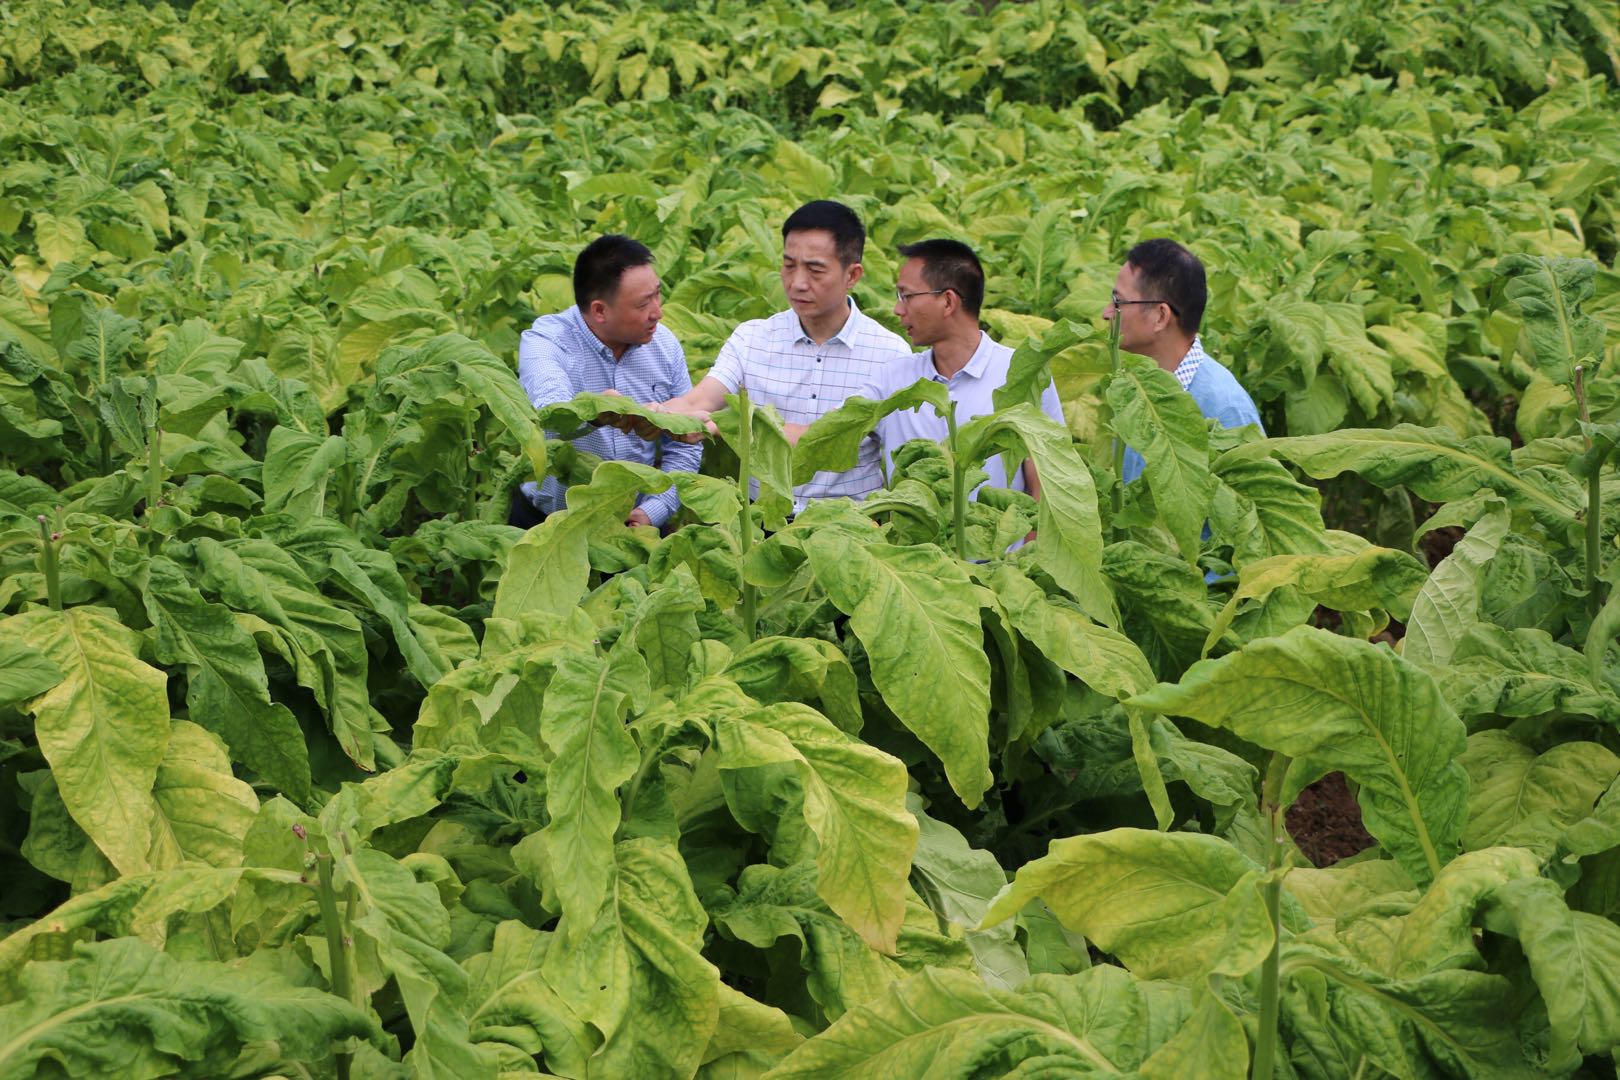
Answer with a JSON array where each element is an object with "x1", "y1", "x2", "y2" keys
[{"x1": 3, "y1": 0, "x2": 1620, "y2": 1076}]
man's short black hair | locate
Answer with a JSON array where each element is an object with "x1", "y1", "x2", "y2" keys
[
  {"x1": 574, "y1": 234, "x2": 654, "y2": 310},
  {"x1": 781, "y1": 200, "x2": 865, "y2": 267},
  {"x1": 1125, "y1": 238, "x2": 1206, "y2": 335},
  {"x1": 897, "y1": 238, "x2": 985, "y2": 316}
]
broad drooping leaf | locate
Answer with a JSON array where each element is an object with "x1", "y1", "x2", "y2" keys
[
  {"x1": 803, "y1": 531, "x2": 992, "y2": 806},
  {"x1": 982, "y1": 828, "x2": 1278, "y2": 982},
  {"x1": 1458, "y1": 731, "x2": 1620, "y2": 851},
  {"x1": 1495, "y1": 255, "x2": 1607, "y2": 385},
  {"x1": 494, "y1": 460, "x2": 671, "y2": 619},
  {"x1": 723, "y1": 636, "x2": 862, "y2": 733},
  {"x1": 790, "y1": 377, "x2": 951, "y2": 485},
  {"x1": 1130, "y1": 627, "x2": 1468, "y2": 883},
  {"x1": 0, "y1": 638, "x2": 62, "y2": 708},
  {"x1": 146, "y1": 721, "x2": 259, "y2": 870},
  {"x1": 1243, "y1": 425, "x2": 1578, "y2": 526},
  {"x1": 1204, "y1": 547, "x2": 1429, "y2": 656},
  {"x1": 763, "y1": 963, "x2": 1192, "y2": 1078},
  {"x1": 261, "y1": 427, "x2": 346, "y2": 518},
  {"x1": 142, "y1": 556, "x2": 312, "y2": 802},
  {"x1": 1436, "y1": 624, "x2": 1620, "y2": 724},
  {"x1": 537, "y1": 388, "x2": 708, "y2": 439},
  {"x1": 538, "y1": 838, "x2": 722, "y2": 1077},
  {"x1": 959, "y1": 403, "x2": 1118, "y2": 627},
  {"x1": 1402, "y1": 500, "x2": 1511, "y2": 668},
  {"x1": 1104, "y1": 352, "x2": 1214, "y2": 564},
  {"x1": 1485, "y1": 876, "x2": 1620, "y2": 1071},
  {"x1": 2, "y1": 606, "x2": 169, "y2": 876},
  {"x1": 1209, "y1": 450, "x2": 1331, "y2": 567},
  {"x1": 342, "y1": 845, "x2": 502, "y2": 1076},
  {"x1": 909, "y1": 805, "x2": 1028, "y2": 990},
  {"x1": 533, "y1": 643, "x2": 647, "y2": 942},
  {"x1": 987, "y1": 564, "x2": 1152, "y2": 700},
  {"x1": 0, "y1": 938, "x2": 371, "y2": 1079},
  {"x1": 716, "y1": 701, "x2": 918, "y2": 953}
]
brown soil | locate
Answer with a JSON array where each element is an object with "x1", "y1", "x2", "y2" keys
[{"x1": 1286, "y1": 772, "x2": 1374, "y2": 867}]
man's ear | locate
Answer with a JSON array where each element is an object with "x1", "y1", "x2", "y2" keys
[
  {"x1": 845, "y1": 262, "x2": 864, "y2": 288},
  {"x1": 586, "y1": 298, "x2": 609, "y2": 325}
]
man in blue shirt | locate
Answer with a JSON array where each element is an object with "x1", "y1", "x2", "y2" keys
[
  {"x1": 512, "y1": 234, "x2": 701, "y2": 529},
  {"x1": 1104, "y1": 239, "x2": 1263, "y2": 482}
]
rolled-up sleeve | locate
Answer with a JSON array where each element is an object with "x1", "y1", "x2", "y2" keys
[{"x1": 707, "y1": 322, "x2": 752, "y2": 393}]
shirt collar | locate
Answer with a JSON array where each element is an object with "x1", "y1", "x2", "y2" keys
[
  {"x1": 1173, "y1": 336, "x2": 1207, "y2": 390},
  {"x1": 795, "y1": 297, "x2": 861, "y2": 346},
  {"x1": 929, "y1": 331, "x2": 995, "y2": 382},
  {"x1": 569, "y1": 305, "x2": 622, "y2": 361}
]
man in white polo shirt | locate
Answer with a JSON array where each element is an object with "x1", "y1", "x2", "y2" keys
[
  {"x1": 650, "y1": 200, "x2": 910, "y2": 508},
  {"x1": 859, "y1": 238, "x2": 1065, "y2": 498}
]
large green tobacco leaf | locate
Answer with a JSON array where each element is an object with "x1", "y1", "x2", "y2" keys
[
  {"x1": 1280, "y1": 946, "x2": 1539, "y2": 1079},
  {"x1": 0, "y1": 937, "x2": 371, "y2": 1079},
  {"x1": 534, "y1": 643, "x2": 648, "y2": 943},
  {"x1": 1485, "y1": 876, "x2": 1620, "y2": 1071},
  {"x1": 1103, "y1": 541, "x2": 1216, "y2": 679},
  {"x1": 723, "y1": 635, "x2": 862, "y2": 732},
  {"x1": 537, "y1": 838, "x2": 721, "y2": 1077},
  {"x1": 803, "y1": 532, "x2": 992, "y2": 807},
  {"x1": 494, "y1": 460, "x2": 671, "y2": 619},
  {"x1": 146, "y1": 722, "x2": 259, "y2": 869},
  {"x1": 1104, "y1": 352, "x2": 1214, "y2": 564},
  {"x1": 712, "y1": 393, "x2": 795, "y2": 526},
  {"x1": 909, "y1": 806, "x2": 1028, "y2": 991},
  {"x1": 1204, "y1": 547, "x2": 1429, "y2": 656},
  {"x1": 763, "y1": 965, "x2": 1193, "y2": 1078},
  {"x1": 982, "y1": 829, "x2": 1278, "y2": 982},
  {"x1": 1130, "y1": 627, "x2": 1468, "y2": 883},
  {"x1": 1244, "y1": 425, "x2": 1578, "y2": 526},
  {"x1": 190, "y1": 538, "x2": 379, "y2": 770},
  {"x1": 537, "y1": 389, "x2": 708, "y2": 439},
  {"x1": 1403, "y1": 501, "x2": 1511, "y2": 668},
  {"x1": 790, "y1": 378, "x2": 951, "y2": 485},
  {"x1": 1459, "y1": 732, "x2": 1620, "y2": 851},
  {"x1": 342, "y1": 845, "x2": 501, "y2": 1076},
  {"x1": 261, "y1": 427, "x2": 346, "y2": 518},
  {"x1": 959, "y1": 403, "x2": 1117, "y2": 627},
  {"x1": 1438, "y1": 624, "x2": 1620, "y2": 723},
  {"x1": 987, "y1": 564, "x2": 1153, "y2": 700},
  {"x1": 1209, "y1": 451, "x2": 1331, "y2": 567},
  {"x1": 142, "y1": 556, "x2": 312, "y2": 802},
  {"x1": 3, "y1": 606, "x2": 169, "y2": 876},
  {"x1": 716, "y1": 701, "x2": 918, "y2": 954},
  {"x1": 700, "y1": 983, "x2": 804, "y2": 1077},
  {"x1": 1495, "y1": 255, "x2": 1607, "y2": 383},
  {"x1": 0, "y1": 639, "x2": 62, "y2": 707}
]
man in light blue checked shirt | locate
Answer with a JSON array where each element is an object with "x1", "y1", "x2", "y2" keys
[
  {"x1": 1103, "y1": 238, "x2": 1263, "y2": 483},
  {"x1": 513, "y1": 234, "x2": 701, "y2": 529}
]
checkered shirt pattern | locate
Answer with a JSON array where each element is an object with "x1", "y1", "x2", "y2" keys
[
  {"x1": 709, "y1": 299, "x2": 911, "y2": 508},
  {"x1": 1172, "y1": 335, "x2": 1208, "y2": 390}
]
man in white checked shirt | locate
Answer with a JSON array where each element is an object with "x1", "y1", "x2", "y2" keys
[{"x1": 650, "y1": 201, "x2": 910, "y2": 510}]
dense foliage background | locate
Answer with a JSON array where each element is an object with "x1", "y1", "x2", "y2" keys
[{"x1": 2, "y1": 1, "x2": 1620, "y2": 1077}]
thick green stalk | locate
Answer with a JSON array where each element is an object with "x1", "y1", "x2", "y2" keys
[
  {"x1": 1575, "y1": 365, "x2": 1604, "y2": 618},
  {"x1": 945, "y1": 401, "x2": 966, "y2": 560},
  {"x1": 315, "y1": 853, "x2": 355, "y2": 1080},
  {"x1": 37, "y1": 516, "x2": 61, "y2": 611},
  {"x1": 1252, "y1": 752, "x2": 1290, "y2": 1080},
  {"x1": 1106, "y1": 313, "x2": 1126, "y2": 541},
  {"x1": 735, "y1": 389, "x2": 757, "y2": 641}
]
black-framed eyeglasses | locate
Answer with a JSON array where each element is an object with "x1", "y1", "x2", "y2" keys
[
  {"x1": 1111, "y1": 291, "x2": 1180, "y2": 316},
  {"x1": 896, "y1": 287, "x2": 950, "y2": 305}
]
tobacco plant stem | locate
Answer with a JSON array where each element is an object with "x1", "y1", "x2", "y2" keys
[
  {"x1": 735, "y1": 389, "x2": 757, "y2": 641},
  {"x1": 1107, "y1": 314, "x2": 1126, "y2": 541},
  {"x1": 946, "y1": 402, "x2": 966, "y2": 560},
  {"x1": 1575, "y1": 365, "x2": 1604, "y2": 619},
  {"x1": 37, "y1": 517, "x2": 61, "y2": 612},
  {"x1": 1252, "y1": 752, "x2": 1290, "y2": 1080},
  {"x1": 315, "y1": 854, "x2": 355, "y2": 1080}
]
